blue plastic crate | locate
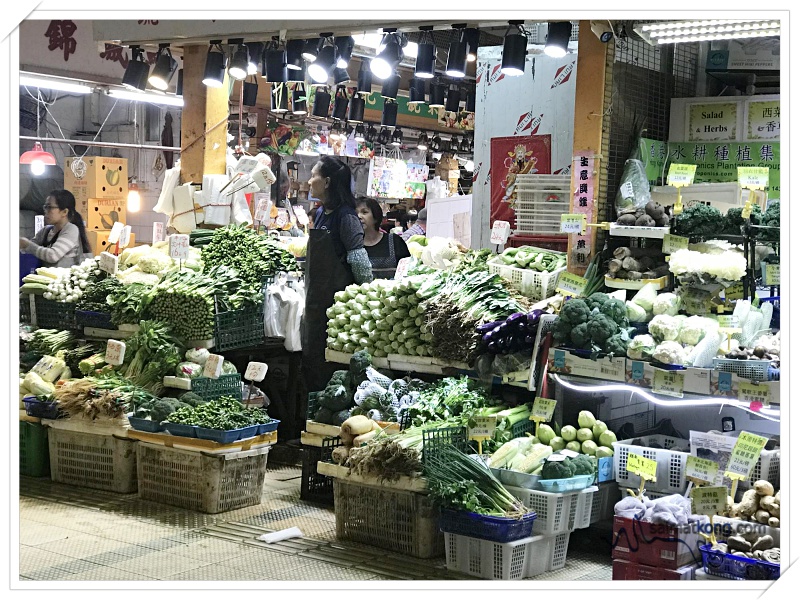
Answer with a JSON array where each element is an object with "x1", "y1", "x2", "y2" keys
[
  {"x1": 238, "y1": 425, "x2": 259, "y2": 440},
  {"x1": 439, "y1": 509, "x2": 537, "y2": 543},
  {"x1": 128, "y1": 417, "x2": 163, "y2": 433},
  {"x1": 700, "y1": 544, "x2": 780, "y2": 580},
  {"x1": 23, "y1": 397, "x2": 61, "y2": 420},
  {"x1": 195, "y1": 426, "x2": 245, "y2": 444},
  {"x1": 258, "y1": 419, "x2": 280, "y2": 434},
  {"x1": 163, "y1": 423, "x2": 198, "y2": 438}
]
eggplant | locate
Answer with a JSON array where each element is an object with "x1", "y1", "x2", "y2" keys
[
  {"x1": 495, "y1": 322, "x2": 510, "y2": 335},
  {"x1": 482, "y1": 332, "x2": 494, "y2": 344},
  {"x1": 506, "y1": 312, "x2": 527, "y2": 326},
  {"x1": 477, "y1": 320, "x2": 503, "y2": 334},
  {"x1": 486, "y1": 341, "x2": 500, "y2": 354},
  {"x1": 524, "y1": 334, "x2": 535, "y2": 345},
  {"x1": 526, "y1": 310, "x2": 542, "y2": 332},
  {"x1": 518, "y1": 320, "x2": 529, "y2": 334}
]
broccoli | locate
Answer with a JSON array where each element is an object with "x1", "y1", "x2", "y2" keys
[
  {"x1": 151, "y1": 397, "x2": 186, "y2": 423},
  {"x1": 318, "y1": 384, "x2": 351, "y2": 411},
  {"x1": 587, "y1": 313, "x2": 618, "y2": 346},
  {"x1": 585, "y1": 292, "x2": 610, "y2": 312},
  {"x1": 604, "y1": 331, "x2": 630, "y2": 357},
  {"x1": 570, "y1": 454, "x2": 596, "y2": 476},
  {"x1": 542, "y1": 459, "x2": 574, "y2": 480},
  {"x1": 349, "y1": 349, "x2": 372, "y2": 386},
  {"x1": 673, "y1": 203, "x2": 723, "y2": 239},
  {"x1": 178, "y1": 391, "x2": 205, "y2": 407},
  {"x1": 552, "y1": 316, "x2": 574, "y2": 345},
  {"x1": 328, "y1": 370, "x2": 349, "y2": 387},
  {"x1": 570, "y1": 322, "x2": 591, "y2": 349},
  {"x1": 757, "y1": 200, "x2": 779, "y2": 241},
  {"x1": 561, "y1": 298, "x2": 591, "y2": 325},
  {"x1": 600, "y1": 298, "x2": 628, "y2": 326}
]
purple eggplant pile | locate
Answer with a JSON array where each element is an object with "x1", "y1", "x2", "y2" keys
[{"x1": 477, "y1": 309, "x2": 544, "y2": 355}]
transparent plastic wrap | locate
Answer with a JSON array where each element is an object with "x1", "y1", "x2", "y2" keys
[
  {"x1": 693, "y1": 330, "x2": 723, "y2": 368},
  {"x1": 492, "y1": 352, "x2": 532, "y2": 377},
  {"x1": 615, "y1": 159, "x2": 652, "y2": 217}
]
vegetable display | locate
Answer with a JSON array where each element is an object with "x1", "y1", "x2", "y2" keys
[
  {"x1": 672, "y1": 203, "x2": 724, "y2": 239},
  {"x1": 615, "y1": 200, "x2": 670, "y2": 228},
  {"x1": 477, "y1": 309, "x2": 543, "y2": 356},
  {"x1": 608, "y1": 247, "x2": 670, "y2": 282},
  {"x1": 107, "y1": 283, "x2": 153, "y2": 325},
  {"x1": 41, "y1": 259, "x2": 106, "y2": 303},
  {"x1": 164, "y1": 395, "x2": 274, "y2": 430},
  {"x1": 405, "y1": 376, "x2": 499, "y2": 428},
  {"x1": 495, "y1": 247, "x2": 567, "y2": 272},
  {"x1": 538, "y1": 410, "x2": 616, "y2": 459},
  {"x1": 552, "y1": 294, "x2": 630, "y2": 356},
  {"x1": 54, "y1": 374, "x2": 157, "y2": 420},
  {"x1": 75, "y1": 277, "x2": 123, "y2": 313},
  {"x1": 119, "y1": 320, "x2": 184, "y2": 393}
]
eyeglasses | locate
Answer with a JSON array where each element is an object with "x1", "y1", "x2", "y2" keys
[{"x1": 42, "y1": 204, "x2": 60, "y2": 211}]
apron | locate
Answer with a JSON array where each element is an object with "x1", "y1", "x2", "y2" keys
[{"x1": 369, "y1": 232, "x2": 398, "y2": 280}]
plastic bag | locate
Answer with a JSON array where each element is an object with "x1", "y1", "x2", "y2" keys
[
  {"x1": 175, "y1": 362, "x2": 203, "y2": 378},
  {"x1": 614, "y1": 159, "x2": 652, "y2": 217},
  {"x1": 222, "y1": 360, "x2": 237, "y2": 375},
  {"x1": 264, "y1": 283, "x2": 288, "y2": 339}
]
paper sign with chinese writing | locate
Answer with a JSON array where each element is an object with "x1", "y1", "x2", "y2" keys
[
  {"x1": 394, "y1": 257, "x2": 412, "y2": 281},
  {"x1": 119, "y1": 225, "x2": 132, "y2": 248},
  {"x1": 738, "y1": 382, "x2": 770, "y2": 407},
  {"x1": 295, "y1": 206, "x2": 309, "y2": 226},
  {"x1": 662, "y1": 234, "x2": 689, "y2": 254},
  {"x1": 152, "y1": 222, "x2": 166, "y2": 243},
  {"x1": 203, "y1": 354, "x2": 224, "y2": 379},
  {"x1": 747, "y1": 100, "x2": 780, "y2": 141},
  {"x1": 691, "y1": 486, "x2": 727, "y2": 516},
  {"x1": 244, "y1": 362, "x2": 268, "y2": 382},
  {"x1": 725, "y1": 282, "x2": 744, "y2": 301},
  {"x1": 570, "y1": 152, "x2": 596, "y2": 276},
  {"x1": 626, "y1": 453, "x2": 657, "y2": 481},
  {"x1": 653, "y1": 369, "x2": 685, "y2": 398},
  {"x1": 468, "y1": 416, "x2": 497, "y2": 440},
  {"x1": 724, "y1": 431, "x2": 768, "y2": 481},
  {"x1": 530, "y1": 397, "x2": 557, "y2": 422},
  {"x1": 556, "y1": 272, "x2": 587, "y2": 297},
  {"x1": 765, "y1": 264, "x2": 780, "y2": 286},
  {"x1": 169, "y1": 234, "x2": 190, "y2": 260},
  {"x1": 98, "y1": 251, "x2": 118, "y2": 275},
  {"x1": 560, "y1": 213, "x2": 586, "y2": 234},
  {"x1": 667, "y1": 164, "x2": 698, "y2": 187},
  {"x1": 717, "y1": 315, "x2": 742, "y2": 335},
  {"x1": 686, "y1": 455, "x2": 720, "y2": 485},
  {"x1": 255, "y1": 197, "x2": 271, "y2": 222},
  {"x1": 490, "y1": 220, "x2": 511, "y2": 245},
  {"x1": 275, "y1": 209, "x2": 289, "y2": 228},
  {"x1": 105, "y1": 340, "x2": 126, "y2": 366},
  {"x1": 738, "y1": 166, "x2": 769, "y2": 190},
  {"x1": 108, "y1": 222, "x2": 125, "y2": 245},
  {"x1": 34, "y1": 215, "x2": 44, "y2": 236}
]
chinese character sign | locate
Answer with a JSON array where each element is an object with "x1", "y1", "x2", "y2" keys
[
  {"x1": 569, "y1": 152, "x2": 595, "y2": 275},
  {"x1": 724, "y1": 432, "x2": 768, "y2": 481},
  {"x1": 747, "y1": 100, "x2": 780, "y2": 141},
  {"x1": 45, "y1": 20, "x2": 77, "y2": 62}
]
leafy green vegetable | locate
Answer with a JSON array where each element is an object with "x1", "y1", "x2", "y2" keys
[
  {"x1": 673, "y1": 203, "x2": 724, "y2": 239},
  {"x1": 76, "y1": 277, "x2": 124, "y2": 313},
  {"x1": 120, "y1": 320, "x2": 184, "y2": 394},
  {"x1": 107, "y1": 283, "x2": 153, "y2": 325}
]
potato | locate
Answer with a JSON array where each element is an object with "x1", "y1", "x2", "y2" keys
[
  {"x1": 754, "y1": 510, "x2": 771, "y2": 525},
  {"x1": 774, "y1": 490, "x2": 780, "y2": 504},
  {"x1": 753, "y1": 480, "x2": 774, "y2": 496},
  {"x1": 768, "y1": 517, "x2": 780, "y2": 528},
  {"x1": 767, "y1": 503, "x2": 780, "y2": 518}
]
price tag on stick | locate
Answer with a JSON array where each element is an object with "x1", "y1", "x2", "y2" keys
[
  {"x1": 203, "y1": 354, "x2": 224, "y2": 379},
  {"x1": 724, "y1": 431, "x2": 768, "y2": 499},
  {"x1": 244, "y1": 361, "x2": 268, "y2": 402},
  {"x1": 108, "y1": 222, "x2": 125, "y2": 245},
  {"x1": 169, "y1": 234, "x2": 190, "y2": 261},
  {"x1": 560, "y1": 214, "x2": 587, "y2": 234},
  {"x1": 530, "y1": 397, "x2": 557, "y2": 436},
  {"x1": 105, "y1": 340, "x2": 126, "y2": 366},
  {"x1": 765, "y1": 264, "x2": 780, "y2": 286},
  {"x1": 662, "y1": 234, "x2": 689, "y2": 255},
  {"x1": 118, "y1": 225, "x2": 132, "y2": 249},
  {"x1": 555, "y1": 272, "x2": 588, "y2": 298},
  {"x1": 98, "y1": 251, "x2": 119, "y2": 275},
  {"x1": 686, "y1": 455, "x2": 720, "y2": 485},
  {"x1": 667, "y1": 164, "x2": 698, "y2": 215},
  {"x1": 490, "y1": 220, "x2": 511, "y2": 245},
  {"x1": 626, "y1": 452, "x2": 657, "y2": 500},
  {"x1": 469, "y1": 416, "x2": 497, "y2": 455},
  {"x1": 691, "y1": 486, "x2": 727, "y2": 516}
]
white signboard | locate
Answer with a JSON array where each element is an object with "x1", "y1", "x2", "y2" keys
[
  {"x1": 169, "y1": 234, "x2": 190, "y2": 260},
  {"x1": 152, "y1": 222, "x2": 166, "y2": 243},
  {"x1": 105, "y1": 340, "x2": 126, "y2": 366},
  {"x1": 107, "y1": 222, "x2": 125, "y2": 244},
  {"x1": 118, "y1": 225, "x2": 132, "y2": 248},
  {"x1": 34, "y1": 215, "x2": 44, "y2": 236},
  {"x1": 244, "y1": 362, "x2": 268, "y2": 382},
  {"x1": 203, "y1": 353, "x2": 224, "y2": 379},
  {"x1": 98, "y1": 251, "x2": 119, "y2": 274},
  {"x1": 490, "y1": 220, "x2": 511, "y2": 245}
]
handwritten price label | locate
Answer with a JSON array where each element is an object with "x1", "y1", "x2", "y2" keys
[
  {"x1": 626, "y1": 453, "x2": 657, "y2": 482},
  {"x1": 107, "y1": 222, "x2": 124, "y2": 245},
  {"x1": 556, "y1": 272, "x2": 588, "y2": 298},
  {"x1": 738, "y1": 166, "x2": 769, "y2": 190},
  {"x1": 765, "y1": 264, "x2": 780, "y2": 286},
  {"x1": 152, "y1": 222, "x2": 166, "y2": 243},
  {"x1": 490, "y1": 220, "x2": 511, "y2": 245},
  {"x1": 530, "y1": 397, "x2": 557, "y2": 422},
  {"x1": 691, "y1": 486, "x2": 728, "y2": 516},
  {"x1": 244, "y1": 361, "x2": 268, "y2": 382},
  {"x1": 104, "y1": 339, "x2": 126, "y2": 366},
  {"x1": 255, "y1": 197, "x2": 271, "y2": 222},
  {"x1": 686, "y1": 455, "x2": 720, "y2": 485},
  {"x1": 662, "y1": 234, "x2": 689, "y2": 254},
  {"x1": 653, "y1": 369, "x2": 685, "y2": 398},
  {"x1": 394, "y1": 257, "x2": 413, "y2": 281},
  {"x1": 98, "y1": 251, "x2": 119, "y2": 275},
  {"x1": 468, "y1": 416, "x2": 497, "y2": 441},
  {"x1": 560, "y1": 214, "x2": 587, "y2": 234},
  {"x1": 738, "y1": 382, "x2": 771, "y2": 408},
  {"x1": 169, "y1": 234, "x2": 190, "y2": 260},
  {"x1": 203, "y1": 354, "x2": 224, "y2": 379},
  {"x1": 667, "y1": 163, "x2": 698, "y2": 187},
  {"x1": 34, "y1": 215, "x2": 44, "y2": 235},
  {"x1": 724, "y1": 431, "x2": 768, "y2": 481}
]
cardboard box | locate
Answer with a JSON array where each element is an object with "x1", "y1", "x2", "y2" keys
[
  {"x1": 86, "y1": 198, "x2": 127, "y2": 231},
  {"x1": 64, "y1": 156, "x2": 128, "y2": 202},
  {"x1": 613, "y1": 559, "x2": 695, "y2": 580},
  {"x1": 612, "y1": 516, "x2": 701, "y2": 569},
  {"x1": 548, "y1": 348, "x2": 627, "y2": 382},
  {"x1": 87, "y1": 230, "x2": 135, "y2": 256}
]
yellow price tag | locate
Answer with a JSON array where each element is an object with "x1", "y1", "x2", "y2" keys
[
  {"x1": 717, "y1": 315, "x2": 742, "y2": 335},
  {"x1": 691, "y1": 486, "x2": 728, "y2": 516},
  {"x1": 627, "y1": 453, "x2": 657, "y2": 481},
  {"x1": 530, "y1": 397, "x2": 557, "y2": 422},
  {"x1": 555, "y1": 272, "x2": 588, "y2": 298},
  {"x1": 662, "y1": 234, "x2": 689, "y2": 255},
  {"x1": 653, "y1": 369, "x2": 685, "y2": 398},
  {"x1": 738, "y1": 166, "x2": 769, "y2": 190},
  {"x1": 468, "y1": 416, "x2": 497, "y2": 441},
  {"x1": 738, "y1": 381, "x2": 771, "y2": 408},
  {"x1": 560, "y1": 213, "x2": 587, "y2": 235},
  {"x1": 724, "y1": 431, "x2": 768, "y2": 481},
  {"x1": 686, "y1": 455, "x2": 720, "y2": 485},
  {"x1": 725, "y1": 282, "x2": 744, "y2": 301},
  {"x1": 667, "y1": 164, "x2": 698, "y2": 188},
  {"x1": 765, "y1": 264, "x2": 780, "y2": 286}
]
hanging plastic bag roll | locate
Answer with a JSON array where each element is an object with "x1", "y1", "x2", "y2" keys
[{"x1": 154, "y1": 164, "x2": 180, "y2": 216}]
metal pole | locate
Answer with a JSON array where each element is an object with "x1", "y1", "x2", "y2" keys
[{"x1": 19, "y1": 135, "x2": 181, "y2": 153}]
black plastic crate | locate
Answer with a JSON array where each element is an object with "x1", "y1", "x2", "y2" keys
[
  {"x1": 20, "y1": 294, "x2": 33, "y2": 324},
  {"x1": 191, "y1": 374, "x2": 242, "y2": 402},
  {"x1": 213, "y1": 303, "x2": 265, "y2": 351},
  {"x1": 300, "y1": 436, "x2": 342, "y2": 506},
  {"x1": 75, "y1": 310, "x2": 114, "y2": 330},
  {"x1": 34, "y1": 296, "x2": 78, "y2": 330}
]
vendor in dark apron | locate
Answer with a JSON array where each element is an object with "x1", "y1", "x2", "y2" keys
[
  {"x1": 302, "y1": 157, "x2": 373, "y2": 394},
  {"x1": 356, "y1": 197, "x2": 411, "y2": 280}
]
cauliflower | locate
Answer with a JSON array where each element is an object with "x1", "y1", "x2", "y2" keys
[
  {"x1": 627, "y1": 334, "x2": 657, "y2": 360},
  {"x1": 649, "y1": 314, "x2": 681, "y2": 342},
  {"x1": 679, "y1": 315, "x2": 716, "y2": 345},
  {"x1": 652, "y1": 293, "x2": 681, "y2": 316},
  {"x1": 138, "y1": 252, "x2": 175, "y2": 275},
  {"x1": 653, "y1": 341, "x2": 687, "y2": 366},
  {"x1": 116, "y1": 266, "x2": 160, "y2": 286}
]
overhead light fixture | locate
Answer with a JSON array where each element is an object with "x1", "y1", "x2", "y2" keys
[
  {"x1": 333, "y1": 67, "x2": 351, "y2": 85},
  {"x1": 501, "y1": 22, "x2": 527, "y2": 76},
  {"x1": 332, "y1": 86, "x2": 349, "y2": 121},
  {"x1": 445, "y1": 84, "x2": 461, "y2": 112},
  {"x1": 263, "y1": 42, "x2": 288, "y2": 83},
  {"x1": 228, "y1": 41, "x2": 250, "y2": 81},
  {"x1": 335, "y1": 36, "x2": 355, "y2": 69},
  {"x1": 242, "y1": 76, "x2": 259, "y2": 107},
  {"x1": 148, "y1": 44, "x2": 178, "y2": 91},
  {"x1": 366, "y1": 123, "x2": 378, "y2": 143},
  {"x1": 381, "y1": 72, "x2": 401, "y2": 100},
  {"x1": 328, "y1": 120, "x2": 342, "y2": 141},
  {"x1": 381, "y1": 101, "x2": 398, "y2": 128},
  {"x1": 465, "y1": 160, "x2": 474, "y2": 171},
  {"x1": 302, "y1": 38, "x2": 322, "y2": 62},
  {"x1": 20, "y1": 74, "x2": 92, "y2": 94},
  {"x1": 417, "y1": 132, "x2": 429, "y2": 150},
  {"x1": 407, "y1": 78, "x2": 427, "y2": 105},
  {"x1": 371, "y1": 31, "x2": 405, "y2": 80},
  {"x1": 246, "y1": 42, "x2": 263, "y2": 75},
  {"x1": 312, "y1": 86, "x2": 331, "y2": 117},
  {"x1": 357, "y1": 61, "x2": 373, "y2": 95},
  {"x1": 430, "y1": 134, "x2": 442, "y2": 152},
  {"x1": 445, "y1": 26, "x2": 468, "y2": 78},
  {"x1": 414, "y1": 27, "x2": 436, "y2": 79},
  {"x1": 544, "y1": 22, "x2": 572, "y2": 58},
  {"x1": 308, "y1": 37, "x2": 337, "y2": 84},
  {"x1": 465, "y1": 28, "x2": 480, "y2": 62},
  {"x1": 202, "y1": 41, "x2": 227, "y2": 88},
  {"x1": 286, "y1": 39, "x2": 306, "y2": 70},
  {"x1": 355, "y1": 123, "x2": 366, "y2": 142},
  {"x1": 378, "y1": 127, "x2": 391, "y2": 146},
  {"x1": 292, "y1": 83, "x2": 308, "y2": 114},
  {"x1": 391, "y1": 127, "x2": 403, "y2": 146},
  {"x1": 637, "y1": 19, "x2": 780, "y2": 44},
  {"x1": 287, "y1": 63, "x2": 306, "y2": 82},
  {"x1": 428, "y1": 80, "x2": 446, "y2": 108},
  {"x1": 108, "y1": 88, "x2": 184, "y2": 107},
  {"x1": 348, "y1": 95, "x2": 365, "y2": 122},
  {"x1": 20, "y1": 141, "x2": 56, "y2": 175},
  {"x1": 271, "y1": 83, "x2": 289, "y2": 113},
  {"x1": 122, "y1": 45, "x2": 149, "y2": 91},
  {"x1": 176, "y1": 68, "x2": 183, "y2": 96},
  {"x1": 127, "y1": 178, "x2": 141, "y2": 212}
]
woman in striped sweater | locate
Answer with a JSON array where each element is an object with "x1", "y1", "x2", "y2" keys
[{"x1": 20, "y1": 190, "x2": 91, "y2": 268}]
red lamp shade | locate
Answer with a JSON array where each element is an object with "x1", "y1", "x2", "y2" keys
[{"x1": 20, "y1": 142, "x2": 56, "y2": 166}]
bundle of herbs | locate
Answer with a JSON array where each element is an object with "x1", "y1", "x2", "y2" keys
[
  {"x1": 107, "y1": 282, "x2": 153, "y2": 325},
  {"x1": 54, "y1": 374, "x2": 157, "y2": 420},
  {"x1": 75, "y1": 277, "x2": 124, "y2": 313},
  {"x1": 120, "y1": 320, "x2": 184, "y2": 394}
]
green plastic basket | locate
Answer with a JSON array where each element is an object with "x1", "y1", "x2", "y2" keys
[
  {"x1": 213, "y1": 303, "x2": 265, "y2": 351},
  {"x1": 422, "y1": 426, "x2": 469, "y2": 470},
  {"x1": 191, "y1": 373, "x2": 242, "y2": 402},
  {"x1": 34, "y1": 296, "x2": 78, "y2": 330},
  {"x1": 20, "y1": 421, "x2": 50, "y2": 478},
  {"x1": 306, "y1": 392, "x2": 320, "y2": 420}
]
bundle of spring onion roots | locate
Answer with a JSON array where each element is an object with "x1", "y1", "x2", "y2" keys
[{"x1": 53, "y1": 374, "x2": 157, "y2": 420}]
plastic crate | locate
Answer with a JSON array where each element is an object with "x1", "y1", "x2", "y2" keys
[
  {"x1": 333, "y1": 479, "x2": 444, "y2": 558},
  {"x1": 699, "y1": 544, "x2": 780, "y2": 580},
  {"x1": 162, "y1": 423, "x2": 198, "y2": 438},
  {"x1": 190, "y1": 374, "x2": 242, "y2": 402},
  {"x1": 505, "y1": 485, "x2": 596, "y2": 535},
  {"x1": 590, "y1": 482, "x2": 621, "y2": 524},
  {"x1": 422, "y1": 426, "x2": 468, "y2": 468},
  {"x1": 213, "y1": 302, "x2": 265, "y2": 352},
  {"x1": 746, "y1": 448, "x2": 780, "y2": 490},
  {"x1": 127, "y1": 417, "x2": 163, "y2": 433},
  {"x1": 439, "y1": 509, "x2": 537, "y2": 543},
  {"x1": 487, "y1": 254, "x2": 565, "y2": 301},
  {"x1": 258, "y1": 419, "x2": 280, "y2": 434},
  {"x1": 75, "y1": 310, "x2": 114, "y2": 330},
  {"x1": 513, "y1": 174, "x2": 573, "y2": 236},
  {"x1": 306, "y1": 391, "x2": 320, "y2": 420},
  {"x1": 136, "y1": 442, "x2": 269, "y2": 513},
  {"x1": 506, "y1": 235, "x2": 568, "y2": 253},
  {"x1": 20, "y1": 294, "x2": 33, "y2": 324},
  {"x1": 23, "y1": 398, "x2": 61, "y2": 420},
  {"x1": 48, "y1": 429, "x2": 137, "y2": 493},
  {"x1": 712, "y1": 358, "x2": 771, "y2": 381},
  {"x1": 573, "y1": 486, "x2": 599, "y2": 529},
  {"x1": 195, "y1": 426, "x2": 248, "y2": 444},
  {"x1": 538, "y1": 474, "x2": 595, "y2": 493},
  {"x1": 20, "y1": 421, "x2": 50, "y2": 477},
  {"x1": 510, "y1": 417, "x2": 537, "y2": 439},
  {"x1": 34, "y1": 296, "x2": 78, "y2": 330},
  {"x1": 613, "y1": 435, "x2": 690, "y2": 494},
  {"x1": 300, "y1": 438, "x2": 341, "y2": 505}
]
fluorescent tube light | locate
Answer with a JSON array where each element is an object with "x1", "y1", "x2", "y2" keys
[{"x1": 20, "y1": 75, "x2": 92, "y2": 94}]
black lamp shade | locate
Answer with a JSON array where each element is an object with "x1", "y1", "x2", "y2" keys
[
  {"x1": 366, "y1": 124, "x2": 378, "y2": 142},
  {"x1": 176, "y1": 68, "x2": 183, "y2": 96},
  {"x1": 272, "y1": 84, "x2": 289, "y2": 112},
  {"x1": 381, "y1": 101, "x2": 398, "y2": 128},
  {"x1": 202, "y1": 50, "x2": 227, "y2": 87},
  {"x1": 371, "y1": 35, "x2": 402, "y2": 79},
  {"x1": 335, "y1": 36, "x2": 354, "y2": 69},
  {"x1": 229, "y1": 45, "x2": 250, "y2": 81},
  {"x1": 465, "y1": 28, "x2": 480, "y2": 61},
  {"x1": 408, "y1": 78, "x2": 426, "y2": 104},
  {"x1": 381, "y1": 73, "x2": 401, "y2": 99},
  {"x1": 445, "y1": 33, "x2": 468, "y2": 78},
  {"x1": 545, "y1": 22, "x2": 572, "y2": 58},
  {"x1": 308, "y1": 45, "x2": 337, "y2": 83},
  {"x1": 415, "y1": 42, "x2": 436, "y2": 79},
  {"x1": 333, "y1": 67, "x2": 351, "y2": 85},
  {"x1": 501, "y1": 32, "x2": 527, "y2": 76},
  {"x1": 149, "y1": 49, "x2": 178, "y2": 90},
  {"x1": 349, "y1": 96, "x2": 365, "y2": 122},
  {"x1": 428, "y1": 82, "x2": 446, "y2": 108},
  {"x1": 378, "y1": 127, "x2": 391, "y2": 145},
  {"x1": 312, "y1": 88, "x2": 331, "y2": 117},
  {"x1": 286, "y1": 39, "x2": 305, "y2": 70},
  {"x1": 465, "y1": 91, "x2": 475, "y2": 113},
  {"x1": 445, "y1": 86, "x2": 461, "y2": 112},
  {"x1": 355, "y1": 123, "x2": 366, "y2": 141},
  {"x1": 357, "y1": 63, "x2": 373, "y2": 96},
  {"x1": 123, "y1": 58, "x2": 149, "y2": 90},
  {"x1": 287, "y1": 63, "x2": 306, "y2": 82},
  {"x1": 263, "y1": 49, "x2": 287, "y2": 83},
  {"x1": 243, "y1": 80, "x2": 259, "y2": 106},
  {"x1": 292, "y1": 83, "x2": 307, "y2": 114},
  {"x1": 303, "y1": 39, "x2": 320, "y2": 62},
  {"x1": 332, "y1": 87, "x2": 349, "y2": 120}
]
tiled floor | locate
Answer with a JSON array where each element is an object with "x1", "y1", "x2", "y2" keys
[{"x1": 18, "y1": 459, "x2": 613, "y2": 582}]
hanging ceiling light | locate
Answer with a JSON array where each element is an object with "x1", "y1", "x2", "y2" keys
[
  {"x1": 335, "y1": 36, "x2": 355, "y2": 69},
  {"x1": 391, "y1": 127, "x2": 403, "y2": 147},
  {"x1": 349, "y1": 95, "x2": 365, "y2": 122},
  {"x1": 302, "y1": 38, "x2": 322, "y2": 62},
  {"x1": 332, "y1": 86, "x2": 349, "y2": 121},
  {"x1": 428, "y1": 80, "x2": 446, "y2": 108},
  {"x1": 148, "y1": 44, "x2": 178, "y2": 91},
  {"x1": 445, "y1": 26, "x2": 468, "y2": 78},
  {"x1": 381, "y1": 101, "x2": 398, "y2": 128},
  {"x1": 414, "y1": 26, "x2": 436, "y2": 79},
  {"x1": 445, "y1": 84, "x2": 461, "y2": 112},
  {"x1": 430, "y1": 134, "x2": 442, "y2": 152},
  {"x1": 501, "y1": 22, "x2": 528, "y2": 76},
  {"x1": 308, "y1": 37, "x2": 337, "y2": 84},
  {"x1": 263, "y1": 42, "x2": 288, "y2": 83},
  {"x1": 417, "y1": 132, "x2": 429, "y2": 150},
  {"x1": 636, "y1": 19, "x2": 780, "y2": 45},
  {"x1": 246, "y1": 42, "x2": 263, "y2": 75},
  {"x1": 271, "y1": 83, "x2": 289, "y2": 113},
  {"x1": 544, "y1": 21, "x2": 572, "y2": 58},
  {"x1": 381, "y1": 72, "x2": 401, "y2": 100},
  {"x1": 127, "y1": 178, "x2": 141, "y2": 213},
  {"x1": 378, "y1": 127, "x2": 391, "y2": 146},
  {"x1": 292, "y1": 83, "x2": 308, "y2": 114},
  {"x1": 357, "y1": 60, "x2": 373, "y2": 96},
  {"x1": 242, "y1": 76, "x2": 259, "y2": 107},
  {"x1": 286, "y1": 39, "x2": 306, "y2": 70},
  {"x1": 355, "y1": 123, "x2": 366, "y2": 142},
  {"x1": 312, "y1": 86, "x2": 331, "y2": 117},
  {"x1": 20, "y1": 141, "x2": 56, "y2": 175},
  {"x1": 122, "y1": 45, "x2": 149, "y2": 91},
  {"x1": 287, "y1": 63, "x2": 306, "y2": 82},
  {"x1": 371, "y1": 31, "x2": 405, "y2": 80},
  {"x1": 202, "y1": 41, "x2": 227, "y2": 87},
  {"x1": 228, "y1": 41, "x2": 250, "y2": 81},
  {"x1": 465, "y1": 28, "x2": 480, "y2": 62},
  {"x1": 408, "y1": 78, "x2": 426, "y2": 105},
  {"x1": 366, "y1": 123, "x2": 378, "y2": 143},
  {"x1": 333, "y1": 67, "x2": 351, "y2": 85},
  {"x1": 329, "y1": 120, "x2": 342, "y2": 141}
]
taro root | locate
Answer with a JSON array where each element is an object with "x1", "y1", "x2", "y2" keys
[
  {"x1": 617, "y1": 213, "x2": 637, "y2": 226},
  {"x1": 635, "y1": 214, "x2": 656, "y2": 227},
  {"x1": 726, "y1": 535, "x2": 752, "y2": 553},
  {"x1": 752, "y1": 535, "x2": 774, "y2": 551}
]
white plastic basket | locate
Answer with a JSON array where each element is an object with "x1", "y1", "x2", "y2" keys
[
  {"x1": 487, "y1": 254, "x2": 565, "y2": 301},
  {"x1": 612, "y1": 435, "x2": 691, "y2": 494},
  {"x1": 505, "y1": 485, "x2": 596, "y2": 535},
  {"x1": 514, "y1": 174, "x2": 572, "y2": 236},
  {"x1": 444, "y1": 531, "x2": 570, "y2": 580},
  {"x1": 573, "y1": 486, "x2": 600, "y2": 529}
]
